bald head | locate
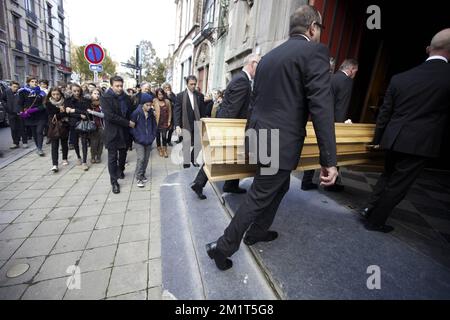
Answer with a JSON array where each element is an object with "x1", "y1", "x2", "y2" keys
[{"x1": 427, "y1": 28, "x2": 450, "y2": 59}]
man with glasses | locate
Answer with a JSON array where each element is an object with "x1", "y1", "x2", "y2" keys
[
  {"x1": 206, "y1": 5, "x2": 338, "y2": 271},
  {"x1": 190, "y1": 53, "x2": 261, "y2": 200}
]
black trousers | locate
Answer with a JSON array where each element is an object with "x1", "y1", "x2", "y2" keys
[
  {"x1": 9, "y1": 115, "x2": 28, "y2": 145},
  {"x1": 368, "y1": 150, "x2": 428, "y2": 226},
  {"x1": 167, "y1": 128, "x2": 174, "y2": 144},
  {"x1": 51, "y1": 137, "x2": 69, "y2": 166},
  {"x1": 217, "y1": 167, "x2": 291, "y2": 257},
  {"x1": 28, "y1": 121, "x2": 46, "y2": 150},
  {"x1": 70, "y1": 129, "x2": 89, "y2": 163},
  {"x1": 156, "y1": 128, "x2": 169, "y2": 147},
  {"x1": 193, "y1": 165, "x2": 240, "y2": 190},
  {"x1": 108, "y1": 147, "x2": 127, "y2": 185}
]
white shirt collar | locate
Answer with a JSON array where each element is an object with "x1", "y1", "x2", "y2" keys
[
  {"x1": 341, "y1": 70, "x2": 350, "y2": 77},
  {"x1": 426, "y1": 55, "x2": 448, "y2": 63},
  {"x1": 242, "y1": 69, "x2": 252, "y2": 81},
  {"x1": 299, "y1": 34, "x2": 310, "y2": 42}
]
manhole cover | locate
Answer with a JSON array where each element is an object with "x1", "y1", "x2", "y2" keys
[{"x1": 6, "y1": 264, "x2": 30, "y2": 278}]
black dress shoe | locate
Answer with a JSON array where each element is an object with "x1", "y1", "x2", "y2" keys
[
  {"x1": 364, "y1": 222, "x2": 394, "y2": 233},
  {"x1": 192, "y1": 163, "x2": 200, "y2": 167},
  {"x1": 112, "y1": 183, "x2": 120, "y2": 194},
  {"x1": 301, "y1": 183, "x2": 318, "y2": 191},
  {"x1": 223, "y1": 187, "x2": 247, "y2": 194},
  {"x1": 324, "y1": 184, "x2": 345, "y2": 192},
  {"x1": 191, "y1": 184, "x2": 207, "y2": 200},
  {"x1": 206, "y1": 242, "x2": 233, "y2": 271},
  {"x1": 118, "y1": 172, "x2": 125, "y2": 179},
  {"x1": 168, "y1": 142, "x2": 173, "y2": 147},
  {"x1": 244, "y1": 231, "x2": 279, "y2": 246},
  {"x1": 183, "y1": 164, "x2": 191, "y2": 169}
]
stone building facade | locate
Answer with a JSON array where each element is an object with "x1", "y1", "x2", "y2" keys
[{"x1": 0, "y1": 0, "x2": 71, "y2": 85}]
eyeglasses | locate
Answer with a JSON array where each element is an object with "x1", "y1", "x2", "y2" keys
[{"x1": 314, "y1": 22, "x2": 325, "y2": 30}]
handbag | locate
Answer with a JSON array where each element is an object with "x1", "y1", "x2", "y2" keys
[
  {"x1": 75, "y1": 114, "x2": 97, "y2": 133},
  {"x1": 47, "y1": 115, "x2": 68, "y2": 140}
]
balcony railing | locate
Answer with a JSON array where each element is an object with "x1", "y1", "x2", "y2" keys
[
  {"x1": 29, "y1": 46, "x2": 40, "y2": 57},
  {"x1": 15, "y1": 40, "x2": 23, "y2": 51}
]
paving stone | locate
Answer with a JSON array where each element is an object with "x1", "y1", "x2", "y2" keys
[
  {"x1": 86, "y1": 227, "x2": 121, "y2": 249},
  {"x1": 78, "y1": 245, "x2": 116, "y2": 273},
  {"x1": 107, "y1": 263, "x2": 148, "y2": 298},
  {"x1": 41, "y1": 188, "x2": 69, "y2": 198},
  {"x1": 46, "y1": 207, "x2": 78, "y2": 221},
  {"x1": 35, "y1": 251, "x2": 83, "y2": 282},
  {"x1": 124, "y1": 211, "x2": 150, "y2": 226},
  {"x1": 3, "y1": 182, "x2": 34, "y2": 192},
  {"x1": 22, "y1": 277, "x2": 68, "y2": 300},
  {"x1": 15, "y1": 189, "x2": 46, "y2": 200},
  {"x1": 0, "y1": 224, "x2": 7, "y2": 233},
  {"x1": 0, "y1": 210, "x2": 23, "y2": 224},
  {"x1": 0, "y1": 222, "x2": 40, "y2": 240},
  {"x1": 52, "y1": 232, "x2": 91, "y2": 254},
  {"x1": 64, "y1": 269, "x2": 110, "y2": 300},
  {"x1": 82, "y1": 195, "x2": 108, "y2": 206},
  {"x1": 127, "y1": 201, "x2": 151, "y2": 212},
  {"x1": 0, "y1": 256, "x2": 46, "y2": 287},
  {"x1": 0, "y1": 239, "x2": 26, "y2": 260},
  {"x1": 28, "y1": 181, "x2": 52, "y2": 191},
  {"x1": 0, "y1": 284, "x2": 28, "y2": 300},
  {"x1": 148, "y1": 258, "x2": 162, "y2": 288},
  {"x1": 31, "y1": 219, "x2": 70, "y2": 237},
  {"x1": 13, "y1": 235, "x2": 59, "y2": 258},
  {"x1": 95, "y1": 214, "x2": 124, "y2": 230},
  {"x1": 114, "y1": 241, "x2": 148, "y2": 266},
  {"x1": 1, "y1": 198, "x2": 35, "y2": 211},
  {"x1": 102, "y1": 201, "x2": 128, "y2": 214},
  {"x1": 129, "y1": 192, "x2": 151, "y2": 201},
  {"x1": 64, "y1": 216, "x2": 98, "y2": 234},
  {"x1": 28, "y1": 197, "x2": 62, "y2": 210},
  {"x1": 74, "y1": 204, "x2": 103, "y2": 218},
  {"x1": 120, "y1": 224, "x2": 149, "y2": 243},
  {"x1": 0, "y1": 191, "x2": 21, "y2": 200},
  {"x1": 107, "y1": 290, "x2": 147, "y2": 300},
  {"x1": 15, "y1": 208, "x2": 51, "y2": 223},
  {"x1": 147, "y1": 286, "x2": 162, "y2": 300},
  {"x1": 58, "y1": 196, "x2": 86, "y2": 208}
]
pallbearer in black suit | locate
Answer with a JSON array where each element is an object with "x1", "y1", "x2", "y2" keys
[
  {"x1": 361, "y1": 29, "x2": 450, "y2": 233},
  {"x1": 174, "y1": 75, "x2": 205, "y2": 168},
  {"x1": 190, "y1": 53, "x2": 261, "y2": 200},
  {"x1": 302, "y1": 58, "x2": 358, "y2": 192},
  {"x1": 206, "y1": 5, "x2": 338, "y2": 271}
]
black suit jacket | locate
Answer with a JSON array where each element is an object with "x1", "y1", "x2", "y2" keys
[
  {"x1": 217, "y1": 71, "x2": 252, "y2": 119},
  {"x1": 246, "y1": 35, "x2": 337, "y2": 171},
  {"x1": 174, "y1": 90, "x2": 205, "y2": 133},
  {"x1": 331, "y1": 71, "x2": 353, "y2": 122},
  {"x1": 101, "y1": 89, "x2": 133, "y2": 150},
  {"x1": 373, "y1": 59, "x2": 450, "y2": 158}
]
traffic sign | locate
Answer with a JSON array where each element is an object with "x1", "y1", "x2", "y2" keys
[
  {"x1": 84, "y1": 43, "x2": 105, "y2": 65},
  {"x1": 89, "y1": 64, "x2": 103, "y2": 72}
]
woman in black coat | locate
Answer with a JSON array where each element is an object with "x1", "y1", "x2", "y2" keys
[
  {"x1": 46, "y1": 87, "x2": 70, "y2": 172},
  {"x1": 65, "y1": 83, "x2": 90, "y2": 171}
]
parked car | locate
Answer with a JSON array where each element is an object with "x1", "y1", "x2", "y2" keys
[{"x1": 0, "y1": 81, "x2": 9, "y2": 127}]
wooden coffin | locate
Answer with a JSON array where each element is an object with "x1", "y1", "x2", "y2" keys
[{"x1": 201, "y1": 118, "x2": 384, "y2": 182}]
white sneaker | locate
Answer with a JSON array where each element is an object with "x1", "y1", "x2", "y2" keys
[
  {"x1": 142, "y1": 177, "x2": 148, "y2": 183},
  {"x1": 51, "y1": 166, "x2": 59, "y2": 173},
  {"x1": 82, "y1": 163, "x2": 89, "y2": 171},
  {"x1": 62, "y1": 160, "x2": 69, "y2": 166},
  {"x1": 22, "y1": 144, "x2": 28, "y2": 149},
  {"x1": 137, "y1": 180, "x2": 145, "y2": 188}
]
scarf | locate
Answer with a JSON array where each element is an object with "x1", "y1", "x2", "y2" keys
[
  {"x1": 49, "y1": 97, "x2": 64, "y2": 107},
  {"x1": 22, "y1": 85, "x2": 46, "y2": 97},
  {"x1": 107, "y1": 88, "x2": 128, "y2": 116}
]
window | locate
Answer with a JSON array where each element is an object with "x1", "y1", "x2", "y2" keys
[
  {"x1": 49, "y1": 35, "x2": 55, "y2": 61},
  {"x1": 203, "y1": 0, "x2": 215, "y2": 29},
  {"x1": 47, "y1": 3, "x2": 53, "y2": 27},
  {"x1": 0, "y1": 0, "x2": 6, "y2": 41},
  {"x1": 60, "y1": 41, "x2": 66, "y2": 64},
  {"x1": 27, "y1": 24, "x2": 37, "y2": 48},
  {"x1": 12, "y1": 15, "x2": 21, "y2": 41},
  {"x1": 58, "y1": 0, "x2": 64, "y2": 13},
  {"x1": 59, "y1": 15, "x2": 64, "y2": 35}
]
